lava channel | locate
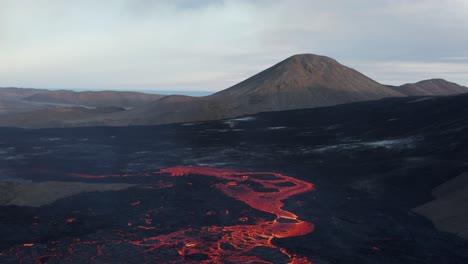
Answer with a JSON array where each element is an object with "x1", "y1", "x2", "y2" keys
[
  {"x1": 0, "y1": 166, "x2": 316, "y2": 264},
  {"x1": 152, "y1": 167, "x2": 316, "y2": 263}
]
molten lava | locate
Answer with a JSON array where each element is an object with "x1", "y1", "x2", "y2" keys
[
  {"x1": 151, "y1": 167, "x2": 316, "y2": 263},
  {"x1": 0, "y1": 166, "x2": 316, "y2": 263}
]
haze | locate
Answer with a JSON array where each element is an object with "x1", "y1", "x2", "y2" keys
[{"x1": 1, "y1": 0, "x2": 468, "y2": 91}]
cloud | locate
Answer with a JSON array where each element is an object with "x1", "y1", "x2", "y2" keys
[{"x1": 0, "y1": 0, "x2": 467, "y2": 90}]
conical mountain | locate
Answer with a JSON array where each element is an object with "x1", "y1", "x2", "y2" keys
[{"x1": 208, "y1": 54, "x2": 403, "y2": 115}]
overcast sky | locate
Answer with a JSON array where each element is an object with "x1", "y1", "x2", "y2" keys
[{"x1": 1, "y1": 0, "x2": 467, "y2": 91}]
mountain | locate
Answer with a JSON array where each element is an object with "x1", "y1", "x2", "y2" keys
[
  {"x1": 209, "y1": 54, "x2": 404, "y2": 114},
  {"x1": 1, "y1": 54, "x2": 468, "y2": 128},
  {"x1": 391, "y1": 79, "x2": 468, "y2": 96},
  {"x1": 64, "y1": 54, "x2": 406, "y2": 127},
  {"x1": 137, "y1": 54, "x2": 404, "y2": 121}
]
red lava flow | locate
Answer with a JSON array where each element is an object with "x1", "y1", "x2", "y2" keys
[
  {"x1": 153, "y1": 167, "x2": 316, "y2": 263},
  {"x1": 1, "y1": 166, "x2": 316, "y2": 263}
]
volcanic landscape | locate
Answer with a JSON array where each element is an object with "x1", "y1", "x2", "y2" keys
[{"x1": 1, "y1": 93, "x2": 468, "y2": 263}]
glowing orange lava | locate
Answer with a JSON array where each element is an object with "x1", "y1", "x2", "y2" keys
[
  {"x1": 148, "y1": 166, "x2": 316, "y2": 263},
  {"x1": 1, "y1": 166, "x2": 316, "y2": 263}
]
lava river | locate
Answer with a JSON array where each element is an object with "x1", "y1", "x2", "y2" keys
[{"x1": 0, "y1": 167, "x2": 315, "y2": 263}]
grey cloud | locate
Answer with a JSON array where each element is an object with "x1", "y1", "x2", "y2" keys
[{"x1": 0, "y1": 0, "x2": 467, "y2": 90}]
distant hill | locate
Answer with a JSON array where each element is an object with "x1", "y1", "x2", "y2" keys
[
  {"x1": 0, "y1": 106, "x2": 126, "y2": 128},
  {"x1": 0, "y1": 88, "x2": 53, "y2": 114},
  {"x1": 390, "y1": 79, "x2": 468, "y2": 96},
  {"x1": 24, "y1": 90, "x2": 165, "y2": 108},
  {"x1": 0, "y1": 88, "x2": 164, "y2": 116},
  {"x1": 0, "y1": 87, "x2": 50, "y2": 99}
]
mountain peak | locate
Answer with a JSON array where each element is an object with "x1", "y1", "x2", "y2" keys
[
  {"x1": 283, "y1": 53, "x2": 339, "y2": 64},
  {"x1": 415, "y1": 78, "x2": 454, "y2": 85},
  {"x1": 272, "y1": 54, "x2": 341, "y2": 76}
]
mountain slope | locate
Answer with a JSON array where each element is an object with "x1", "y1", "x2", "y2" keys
[{"x1": 392, "y1": 79, "x2": 468, "y2": 96}]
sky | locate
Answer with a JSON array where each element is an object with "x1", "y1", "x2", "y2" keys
[{"x1": 1, "y1": 0, "x2": 467, "y2": 91}]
